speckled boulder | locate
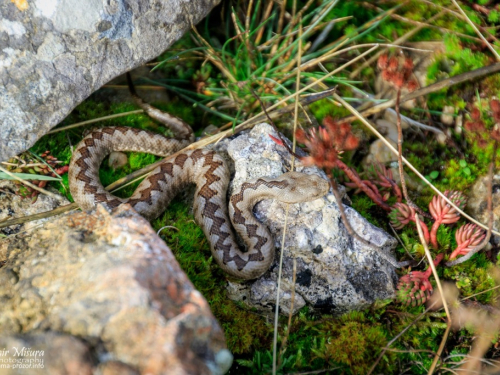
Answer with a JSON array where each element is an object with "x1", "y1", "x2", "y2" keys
[
  {"x1": 0, "y1": 205, "x2": 232, "y2": 375},
  {"x1": 0, "y1": 0, "x2": 221, "y2": 162}
]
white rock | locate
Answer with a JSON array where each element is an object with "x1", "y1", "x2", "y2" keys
[{"x1": 219, "y1": 123, "x2": 398, "y2": 316}]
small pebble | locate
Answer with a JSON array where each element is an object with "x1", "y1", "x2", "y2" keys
[{"x1": 441, "y1": 106, "x2": 455, "y2": 126}]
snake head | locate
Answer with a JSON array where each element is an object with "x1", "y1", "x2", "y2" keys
[{"x1": 278, "y1": 172, "x2": 330, "y2": 203}]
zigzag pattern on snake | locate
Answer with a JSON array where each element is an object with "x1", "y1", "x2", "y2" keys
[{"x1": 68, "y1": 76, "x2": 329, "y2": 279}]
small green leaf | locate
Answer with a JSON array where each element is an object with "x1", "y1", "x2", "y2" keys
[
  {"x1": 463, "y1": 167, "x2": 471, "y2": 176},
  {"x1": 429, "y1": 171, "x2": 439, "y2": 179},
  {"x1": 459, "y1": 159, "x2": 467, "y2": 168},
  {"x1": 0, "y1": 172, "x2": 60, "y2": 181}
]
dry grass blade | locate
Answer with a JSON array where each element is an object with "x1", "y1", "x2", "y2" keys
[
  {"x1": 419, "y1": 0, "x2": 499, "y2": 44},
  {"x1": 367, "y1": 302, "x2": 437, "y2": 375},
  {"x1": 0, "y1": 165, "x2": 63, "y2": 201},
  {"x1": 450, "y1": 0, "x2": 500, "y2": 61},
  {"x1": 272, "y1": 202, "x2": 291, "y2": 375},
  {"x1": 48, "y1": 110, "x2": 144, "y2": 134},
  {"x1": 333, "y1": 93, "x2": 500, "y2": 236},
  {"x1": 362, "y1": 2, "x2": 483, "y2": 43},
  {"x1": 350, "y1": 10, "x2": 445, "y2": 78},
  {"x1": 0, "y1": 202, "x2": 78, "y2": 231},
  {"x1": 414, "y1": 216, "x2": 451, "y2": 375},
  {"x1": 281, "y1": 43, "x2": 430, "y2": 84},
  {"x1": 273, "y1": 18, "x2": 303, "y2": 375}
]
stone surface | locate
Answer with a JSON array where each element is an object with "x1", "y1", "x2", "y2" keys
[
  {"x1": 213, "y1": 123, "x2": 399, "y2": 316},
  {"x1": 0, "y1": 180, "x2": 69, "y2": 236},
  {"x1": 0, "y1": 0, "x2": 221, "y2": 162},
  {"x1": 467, "y1": 174, "x2": 500, "y2": 245},
  {"x1": 0, "y1": 205, "x2": 232, "y2": 375}
]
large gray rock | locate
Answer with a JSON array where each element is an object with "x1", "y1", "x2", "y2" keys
[
  {"x1": 0, "y1": 204, "x2": 232, "y2": 375},
  {"x1": 0, "y1": 0, "x2": 220, "y2": 162},
  {"x1": 211, "y1": 123, "x2": 399, "y2": 316}
]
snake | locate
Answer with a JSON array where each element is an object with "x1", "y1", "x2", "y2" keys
[{"x1": 68, "y1": 76, "x2": 329, "y2": 279}]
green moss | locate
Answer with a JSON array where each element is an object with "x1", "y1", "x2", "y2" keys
[
  {"x1": 489, "y1": 10, "x2": 500, "y2": 24},
  {"x1": 444, "y1": 158, "x2": 479, "y2": 192},
  {"x1": 444, "y1": 254, "x2": 496, "y2": 304},
  {"x1": 309, "y1": 98, "x2": 350, "y2": 122},
  {"x1": 306, "y1": 311, "x2": 394, "y2": 374},
  {"x1": 151, "y1": 201, "x2": 272, "y2": 355}
]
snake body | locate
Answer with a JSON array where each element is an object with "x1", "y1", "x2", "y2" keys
[{"x1": 69, "y1": 79, "x2": 329, "y2": 279}]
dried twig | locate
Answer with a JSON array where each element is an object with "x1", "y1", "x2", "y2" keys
[
  {"x1": 273, "y1": 20, "x2": 303, "y2": 375},
  {"x1": 450, "y1": 0, "x2": 500, "y2": 61},
  {"x1": 342, "y1": 62, "x2": 500, "y2": 123},
  {"x1": 48, "y1": 110, "x2": 144, "y2": 134},
  {"x1": 0, "y1": 202, "x2": 78, "y2": 231}
]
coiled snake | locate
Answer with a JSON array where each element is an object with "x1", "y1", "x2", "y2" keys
[{"x1": 69, "y1": 77, "x2": 329, "y2": 279}]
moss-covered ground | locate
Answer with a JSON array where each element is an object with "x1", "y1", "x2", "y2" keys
[{"x1": 20, "y1": 0, "x2": 500, "y2": 373}]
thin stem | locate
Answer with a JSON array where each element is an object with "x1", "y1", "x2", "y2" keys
[
  {"x1": 333, "y1": 92, "x2": 500, "y2": 237},
  {"x1": 273, "y1": 19, "x2": 303, "y2": 375},
  {"x1": 450, "y1": 0, "x2": 500, "y2": 61},
  {"x1": 395, "y1": 89, "x2": 410, "y2": 203},
  {"x1": 414, "y1": 215, "x2": 451, "y2": 375},
  {"x1": 335, "y1": 159, "x2": 391, "y2": 210},
  {"x1": 48, "y1": 110, "x2": 144, "y2": 134},
  {"x1": 272, "y1": 203, "x2": 290, "y2": 375},
  {"x1": 342, "y1": 63, "x2": 500, "y2": 124}
]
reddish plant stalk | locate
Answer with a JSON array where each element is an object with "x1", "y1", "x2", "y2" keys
[
  {"x1": 421, "y1": 253, "x2": 444, "y2": 278},
  {"x1": 430, "y1": 220, "x2": 441, "y2": 249},
  {"x1": 395, "y1": 89, "x2": 410, "y2": 203},
  {"x1": 335, "y1": 159, "x2": 391, "y2": 211},
  {"x1": 412, "y1": 217, "x2": 430, "y2": 244}
]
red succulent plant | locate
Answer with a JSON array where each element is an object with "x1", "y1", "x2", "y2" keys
[
  {"x1": 378, "y1": 54, "x2": 418, "y2": 92},
  {"x1": 429, "y1": 191, "x2": 467, "y2": 248},
  {"x1": 397, "y1": 254, "x2": 444, "y2": 307},
  {"x1": 449, "y1": 223, "x2": 486, "y2": 260}
]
